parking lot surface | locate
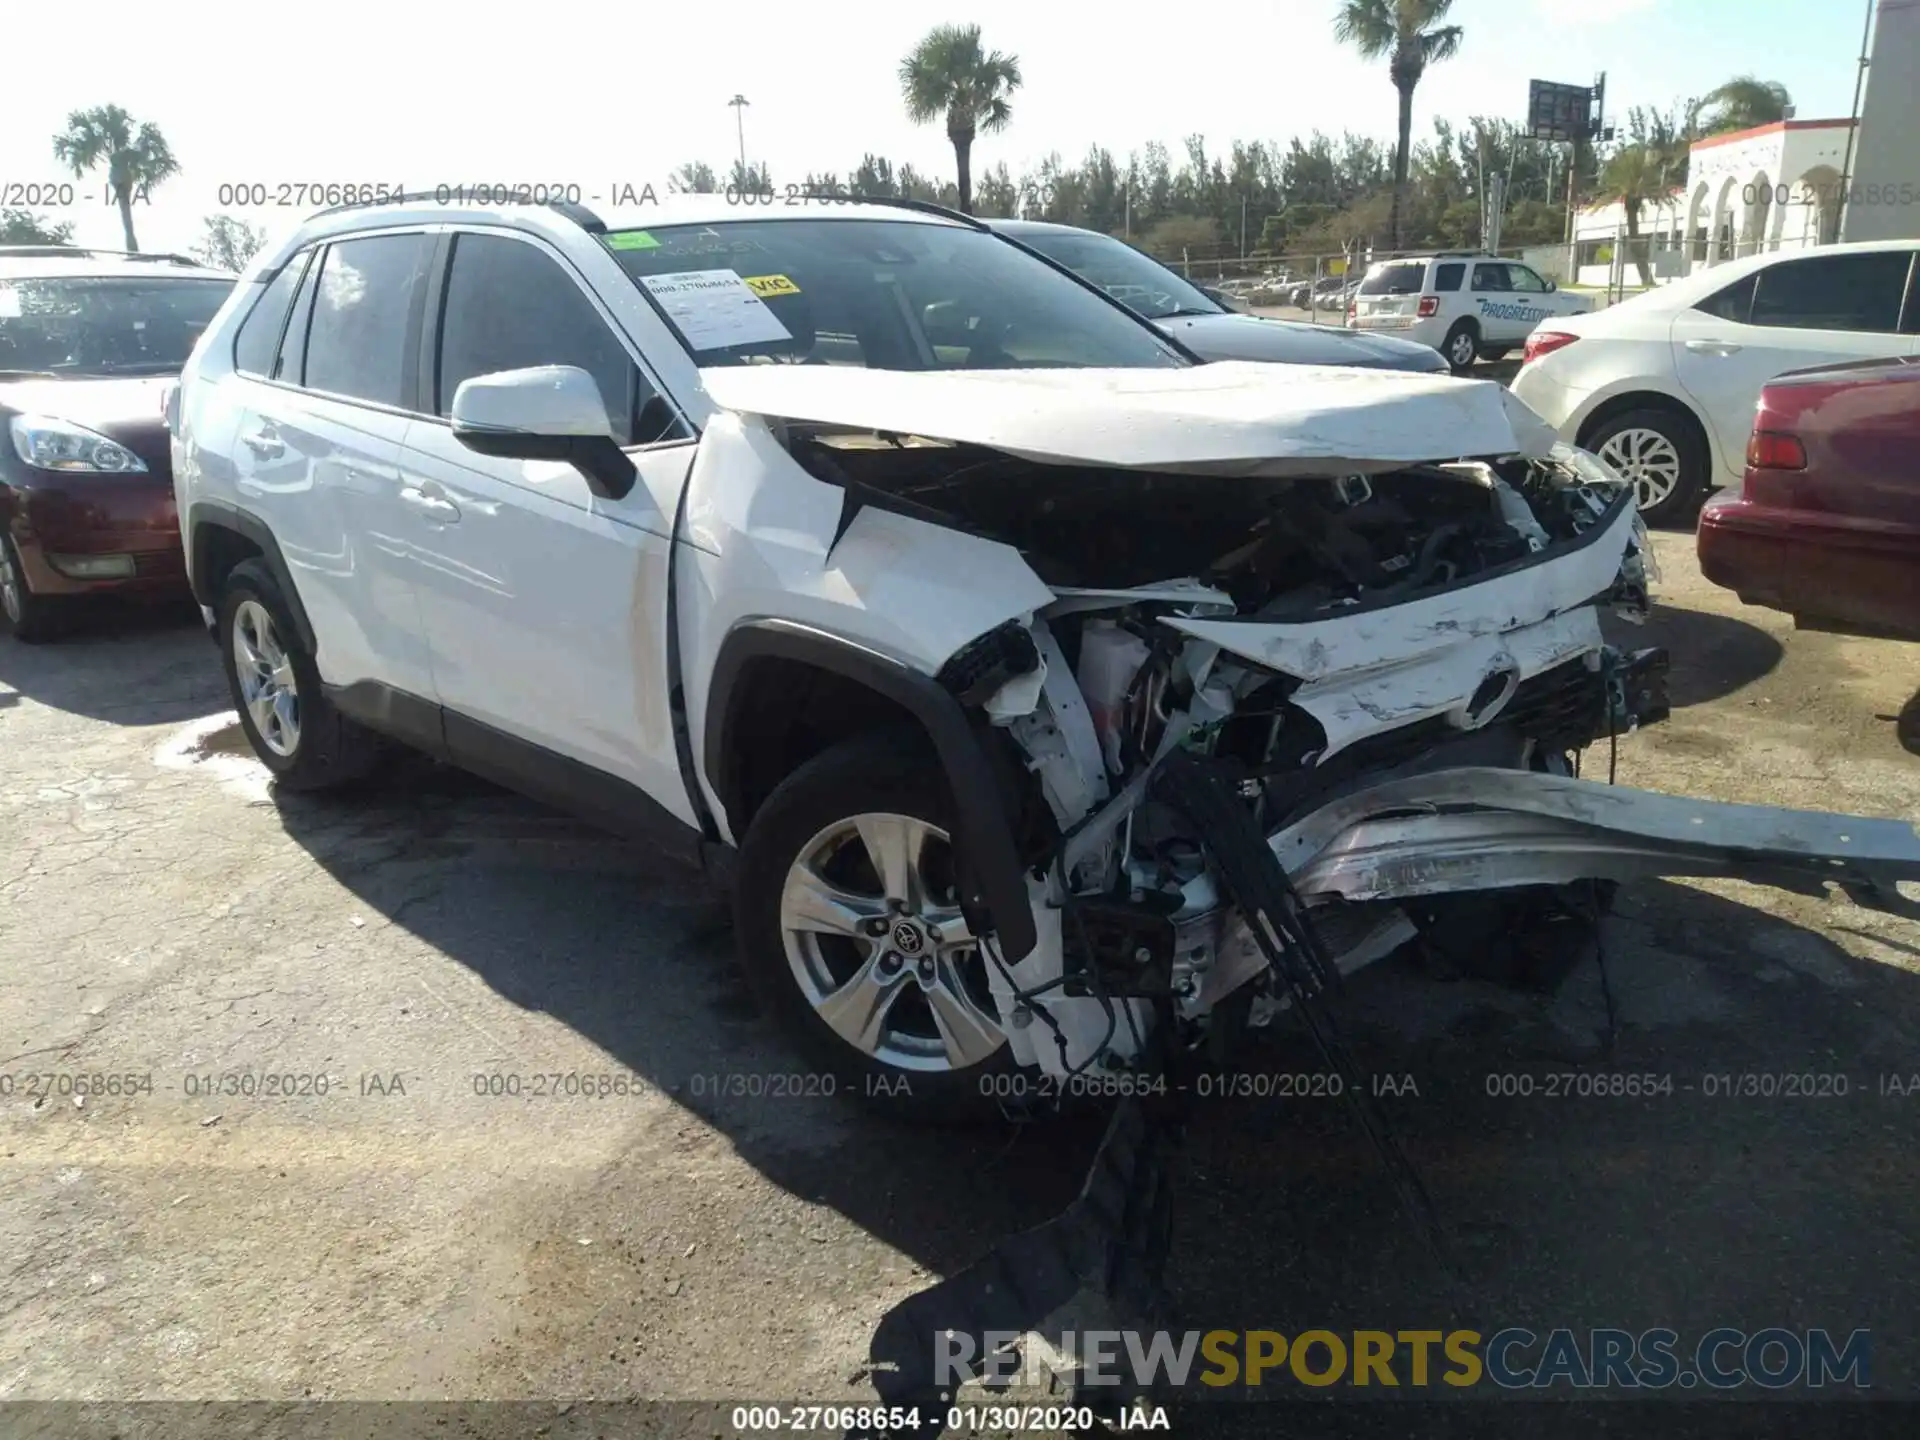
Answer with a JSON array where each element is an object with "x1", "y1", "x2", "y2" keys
[{"x1": 3, "y1": 539, "x2": 1918, "y2": 1430}]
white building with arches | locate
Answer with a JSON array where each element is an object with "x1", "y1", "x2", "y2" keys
[{"x1": 1566, "y1": 118, "x2": 1858, "y2": 287}]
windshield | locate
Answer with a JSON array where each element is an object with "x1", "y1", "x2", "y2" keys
[
  {"x1": 1005, "y1": 230, "x2": 1223, "y2": 320},
  {"x1": 1359, "y1": 261, "x2": 1428, "y2": 296},
  {"x1": 0, "y1": 276, "x2": 232, "y2": 376},
  {"x1": 603, "y1": 219, "x2": 1186, "y2": 371}
]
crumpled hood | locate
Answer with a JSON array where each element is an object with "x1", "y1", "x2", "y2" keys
[{"x1": 699, "y1": 361, "x2": 1557, "y2": 476}]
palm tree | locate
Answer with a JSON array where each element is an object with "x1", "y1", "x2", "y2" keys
[
  {"x1": 51, "y1": 105, "x2": 178, "y2": 252},
  {"x1": 1603, "y1": 106, "x2": 1690, "y2": 287},
  {"x1": 1333, "y1": 0, "x2": 1464, "y2": 250},
  {"x1": 899, "y1": 23, "x2": 1022, "y2": 215},
  {"x1": 1700, "y1": 76, "x2": 1792, "y2": 135}
]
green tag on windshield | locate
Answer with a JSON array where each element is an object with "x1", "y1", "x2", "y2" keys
[{"x1": 605, "y1": 231, "x2": 660, "y2": 251}]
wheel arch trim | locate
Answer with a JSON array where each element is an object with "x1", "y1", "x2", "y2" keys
[
  {"x1": 704, "y1": 617, "x2": 1038, "y2": 961},
  {"x1": 186, "y1": 500, "x2": 318, "y2": 659}
]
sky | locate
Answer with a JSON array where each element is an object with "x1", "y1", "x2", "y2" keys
[{"x1": 0, "y1": 0, "x2": 1878, "y2": 259}]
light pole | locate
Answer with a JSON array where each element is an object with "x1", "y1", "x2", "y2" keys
[{"x1": 728, "y1": 94, "x2": 750, "y2": 185}]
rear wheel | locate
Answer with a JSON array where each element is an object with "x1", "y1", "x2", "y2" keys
[
  {"x1": 1586, "y1": 407, "x2": 1708, "y2": 527},
  {"x1": 1899, "y1": 689, "x2": 1920, "y2": 756},
  {"x1": 733, "y1": 733, "x2": 1023, "y2": 1121},
  {"x1": 0, "y1": 532, "x2": 64, "y2": 642},
  {"x1": 1441, "y1": 321, "x2": 1480, "y2": 374},
  {"x1": 217, "y1": 559, "x2": 383, "y2": 790}
]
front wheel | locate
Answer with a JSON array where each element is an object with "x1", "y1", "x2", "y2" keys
[
  {"x1": 732, "y1": 733, "x2": 1024, "y2": 1121},
  {"x1": 1586, "y1": 408, "x2": 1708, "y2": 527},
  {"x1": 0, "y1": 531, "x2": 65, "y2": 642},
  {"x1": 1899, "y1": 689, "x2": 1920, "y2": 756}
]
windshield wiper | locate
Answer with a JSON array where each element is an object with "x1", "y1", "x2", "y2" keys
[
  {"x1": 0, "y1": 369, "x2": 59, "y2": 379},
  {"x1": 1158, "y1": 306, "x2": 1223, "y2": 319}
]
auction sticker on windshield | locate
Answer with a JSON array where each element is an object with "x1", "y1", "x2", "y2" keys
[
  {"x1": 743, "y1": 273, "x2": 801, "y2": 298},
  {"x1": 639, "y1": 269, "x2": 791, "y2": 350}
]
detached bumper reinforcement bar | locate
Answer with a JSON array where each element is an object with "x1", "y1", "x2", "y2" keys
[{"x1": 1270, "y1": 767, "x2": 1920, "y2": 918}]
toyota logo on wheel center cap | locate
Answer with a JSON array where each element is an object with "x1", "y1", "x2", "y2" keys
[{"x1": 891, "y1": 921, "x2": 926, "y2": 955}]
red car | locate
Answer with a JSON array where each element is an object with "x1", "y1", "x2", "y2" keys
[
  {"x1": 0, "y1": 246, "x2": 235, "y2": 641},
  {"x1": 1697, "y1": 354, "x2": 1920, "y2": 753}
]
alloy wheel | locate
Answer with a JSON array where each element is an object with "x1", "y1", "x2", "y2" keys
[
  {"x1": 0, "y1": 542, "x2": 20, "y2": 624},
  {"x1": 778, "y1": 812, "x2": 1006, "y2": 1074},
  {"x1": 232, "y1": 599, "x2": 301, "y2": 757},
  {"x1": 1596, "y1": 427, "x2": 1683, "y2": 511},
  {"x1": 1448, "y1": 329, "x2": 1477, "y2": 369}
]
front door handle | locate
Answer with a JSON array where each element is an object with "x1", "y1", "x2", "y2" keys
[
  {"x1": 241, "y1": 426, "x2": 284, "y2": 459},
  {"x1": 1685, "y1": 339, "x2": 1743, "y2": 356},
  {"x1": 400, "y1": 486, "x2": 461, "y2": 523}
]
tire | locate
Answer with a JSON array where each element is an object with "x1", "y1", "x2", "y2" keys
[
  {"x1": 1899, "y1": 689, "x2": 1920, "y2": 757},
  {"x1": 217, "y1": 558, "x2": 383, "y2": 790},
  {"x1": 0, "y1": 531, "x2": 65, "y2": 643},
  {"x1": 732, "y1": 731, "x2": 1027, "y2": 1122},
  {"x1": 1584, "y1": 407, "x2": 1708, "y2": 528},
  {"x1": 1441, "y1": 320, "x2": 1480, "y2": 374}
]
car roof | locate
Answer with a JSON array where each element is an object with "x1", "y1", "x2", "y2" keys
[
  {"x1": 250, "y1": 194, "x2": 975, "y2": 280},
  {"x1": 0, "y1": 247, "x2": 234, "y2": 282},
  {"x1": 985, "y1": 218, "x2": 1091, "y2": 237}
]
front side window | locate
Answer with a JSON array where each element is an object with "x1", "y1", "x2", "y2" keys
[
  {"x1": 1360, "y1": 261, "x2": 1427, "y2": 296},
  {"x1": 602, "y1": 218, "x2": 1185, "y2": 371},
  {"x1": 1508, "y1": 265, "x2": 1550, "y2": 293},
  {"x1": 1748, "y1": 251, "x2": 1913, "y2": 333},
  {"x1": 1472, "y1": 263, "x2": 1511, "y2": 292},
  {"x1": 301, "y1": 233, "x2": 428, "y2": 407},
  {"x1": 0, "y1": 274, "x2": 231, "y2": 377},
  {"x1": 1006, "y1": 230, "x2": 1222, "y2": 321},
  {"x1": 233, "y1": 251, "x2": 311, "y2": 378},
  {"x1": 435, "y1": 233, "x2": 676, "y2": 445}
]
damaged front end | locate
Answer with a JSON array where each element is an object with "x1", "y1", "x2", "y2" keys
[{"x1": 718, "y1": 368, "x2": 1920, "y2": 1087}]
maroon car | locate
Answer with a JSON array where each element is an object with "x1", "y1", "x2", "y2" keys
[
  {"x1": 1696, "y1": 354, "x2": 1920, "y2": 753},
  {"x1": 0, "y1": 246, "x2": 234, "y2": 641}
]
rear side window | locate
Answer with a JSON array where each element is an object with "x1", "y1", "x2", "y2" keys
[
  {"x1": 1360, "y1": 261, "x2": 1427, "y2": 296},
  {"x1": 435, "y1": 233, "x2": 672, "y2": 445},
  {"x1": 1432, "y1": 263, "x2": 1465, "y2": 292},
  {"x1": 1694, "y1": 273, "x2": 1755, "y2": 323},
  {"x1": 232, "y1": 251, "x2": 310, "y2": 378},
  {"x1": 1748, "y1": 251, "x2": 1913, "y2": 333},
  {"x1": 302, "y1": 234, "x2": 428, "y2": 407}
]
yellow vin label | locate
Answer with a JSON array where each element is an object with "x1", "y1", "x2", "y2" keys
[{"x1": 742, "y1": 274, "x2": 801, "y2": 298}]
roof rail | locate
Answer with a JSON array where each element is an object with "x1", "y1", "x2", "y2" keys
[
  {"x1": 786, "y1": 191, "x2": 988, "y2": 231},
  {"x1": 0, "y1": 244, "x2": 205, "y2": 265},
  {"x1": 306, "y1": 189, "x2": 607, "y2": 232}
]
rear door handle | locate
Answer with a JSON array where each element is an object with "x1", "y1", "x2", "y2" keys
[
  {"x1": 400, "y1": 486, "x2": 461, "y2": 523},
  {"x1": 1685, "y1": 339, "x2": 1743, "y2": 356},
  {"x1": 240, "y1": 425, "x2": 284, "y2": 459}
]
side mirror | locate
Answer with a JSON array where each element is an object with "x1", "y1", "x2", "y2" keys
[
  {"x1": 450, "y1": 365, "x2": 636, "y2": 500},
  {"x1": 1545, "y1": 279, "x2": 1558, "y2": 292}
]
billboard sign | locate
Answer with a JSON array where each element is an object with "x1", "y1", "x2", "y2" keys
[{"x1": 1529, "y1": 80, "x2": 1595, "y2": 142}]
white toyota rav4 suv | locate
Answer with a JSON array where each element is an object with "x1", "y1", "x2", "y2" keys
[
  {"x1": 1348, "y1": 253, "x2": 1594, "y2": 374},
  {"x1": 168, "y1": 195, "x2": 1920, "y2": 1122}
]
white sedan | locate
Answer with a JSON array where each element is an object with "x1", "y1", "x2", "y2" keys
[{"x1": 1510, "y1": 240, "x2": 1920, "y2": 524}]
